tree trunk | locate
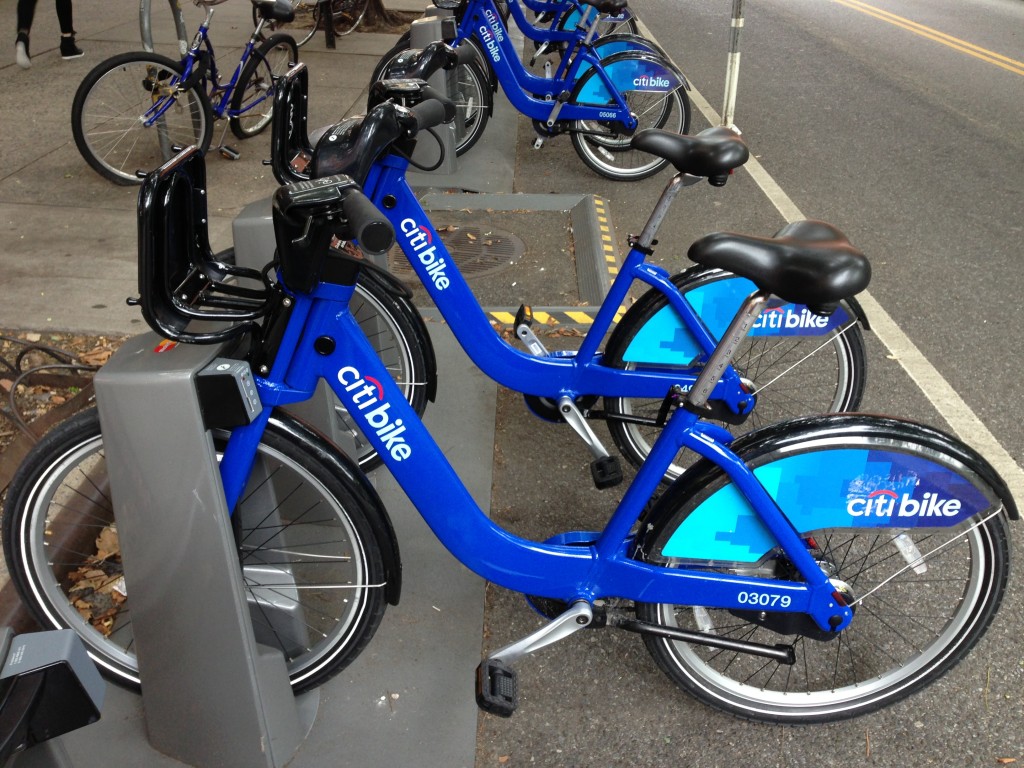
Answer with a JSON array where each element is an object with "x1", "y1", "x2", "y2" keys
[{"x1": 360, "y1": 0, "x2": 420, "y2": 31}]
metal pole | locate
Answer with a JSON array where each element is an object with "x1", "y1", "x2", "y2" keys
[
  {"x1": 139, "y1": 0, "x2": 153, "y2": 51},
  {"x1": 722, "y1": 0, "x2": 744, "y2": 129}
]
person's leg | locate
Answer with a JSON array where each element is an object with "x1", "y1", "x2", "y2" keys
[
  {"x1": 57, "y1": 0, "x2": 83, "y2": 59},
  {"x1": 15, "y1": 0, "x2": 36, "y2": 67}
]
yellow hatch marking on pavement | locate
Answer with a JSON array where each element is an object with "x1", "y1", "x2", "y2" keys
[
  {"x1": 565, "y1": 311, "x2": 595, "y2": 324},
  {"x1": 490, "y1": 311, "x2": 516, "y2": 324},
  {"x1": 834, "y1": 0, "x2": 1024, "y2": 76}
]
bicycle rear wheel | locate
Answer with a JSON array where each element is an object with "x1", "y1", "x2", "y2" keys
[
  {"x1": 634, "y1": 415, "x2": 1013, "y2": 722},
  {"x1": 3, "y1": 407, "x2": 392, "y2": 692},
  {"x1": 72, "y1": 52, "x2": 213, "y2": 185},
  {"x1": 604, "y1": 268, "x2": 867, "y2": 482},
  {"x1": 569, "y1": 53, "x2": 690, "y2": 181},
  {"x1": 230, "y1": 34, "x2": 299, "y2": 140}
]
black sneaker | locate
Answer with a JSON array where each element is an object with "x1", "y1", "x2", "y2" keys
[
  {"x1": 60, "y1": 35, "x2": 83, "y2": 60},
  {"x1": 15, "y1": 32, "x2": 30, "y2": 68}
]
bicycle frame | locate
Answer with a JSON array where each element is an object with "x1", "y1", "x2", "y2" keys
[
  {"x1": 451, "y1": 0, "x2": 669, "y2": 126},
  {"x1": 362, "y1": 153, "x2": 755, "y2": 412},
  {"x1": 142, "y1": 8, "x2": 270, "y2": 129},
  {"x1": 217, "y1": 277, "x2": 853, "y2": 634}
]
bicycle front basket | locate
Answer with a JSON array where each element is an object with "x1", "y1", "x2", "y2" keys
[{"x1": 136, "y1": 147, "x2": 274, "y2": 344}]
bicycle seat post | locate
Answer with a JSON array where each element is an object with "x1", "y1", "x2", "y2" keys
[
  {"x1": 633, "y1": 173, "x2": 702, "y2": 252},
  {"x1": 685, "y1": 289, "x2": 770, "y2": 412}
]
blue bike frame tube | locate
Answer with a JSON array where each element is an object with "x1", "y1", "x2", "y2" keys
[
  {"x1": 365, "y1": 158, "x2": 751, "y2": 410},
  {"x1": 217, "y1": 283, "x2": 852, "y2": 632}
]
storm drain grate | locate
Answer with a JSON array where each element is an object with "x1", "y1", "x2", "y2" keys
[{"x1": 389, "y1": 225, "x2": 524, "y2": 281}]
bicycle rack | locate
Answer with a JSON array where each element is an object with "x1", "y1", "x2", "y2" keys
[
  {"x1": 93, "y1": 338, "x2": 316, "y2": 768},
  {"x1": 91, "y1": 152, "x2": 316, "y2": 768}
]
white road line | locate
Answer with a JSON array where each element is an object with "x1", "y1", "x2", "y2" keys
[{"x1": 685, "y1": 83, "x2": 1024, "y2": 501}]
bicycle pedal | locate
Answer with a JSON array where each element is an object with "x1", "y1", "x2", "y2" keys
[
  {"x1": 475, "y1": 658, "x2": 518, "y2": 717},
  {"x1": 219, "y1": 145, "x2": 240, "y2": 160},
  {"x1": 532, "y1": 137, "x2": 545, "y2": 150},
  {"x1": 514, "y1": 304, "x2": 533, "y2": 329},
  {"x1": 590, "y1": 455, "x2": 622, "y2": 489}
]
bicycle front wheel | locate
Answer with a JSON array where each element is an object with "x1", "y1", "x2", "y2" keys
[
  {"x1": 230, "y1": 34, "x2": 299, "y2": 140},
  {"x1": 604, "y1": 268, "x2": 867, "y2": 482},
  {"x1": 370, "y1": 40, "x2": 491, "y2": 157},
  {"x1": 72, "y1": 52, "x2": 213, "y2": 185},
  {"x1": 635, "y1": 415, "x2": 1012, "y2": 722},
  {"x1": 3, "y1": 407, "x2": 390, "y2": 693}
]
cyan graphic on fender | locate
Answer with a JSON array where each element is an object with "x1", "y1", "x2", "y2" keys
[
  {"x1": 622, "y1": 278, "x2": 851, "y2": 365},
  {"x1": 575, "y1": 58, "x2": 681, "y2": 103},
  {"x1": 661, "y1": 448, "x2": 998, "y2": 562}
]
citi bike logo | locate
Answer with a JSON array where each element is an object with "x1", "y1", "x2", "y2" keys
[
  {"x1": 337, "y1": 367, "x2": 412, "y2": 461},
  {"x1": 847, "y1": 489, "x2": 962, "y2": 519},
  {"x1": 484, "y1": 8, "x2": 505, "y2": 42},
  {"x1": 633, "y1": 74, "x2": 671, "y2": 89},
  {"x1": 753, "y1": 306, "x2": 831, "y2": 331},
  {"x1": 478, "y1": 24, "x2": 501, "y2": 63},
  {"x1": 400, "y1": 218, "x2": 451, "y2": 290}
]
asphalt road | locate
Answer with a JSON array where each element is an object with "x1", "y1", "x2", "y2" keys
[{"x1": 478, "y1": 1, "x2": 1024, "y2": 765}]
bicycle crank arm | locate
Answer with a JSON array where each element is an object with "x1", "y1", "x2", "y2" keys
[{"x1": 612, "y1": 616, "x2": 796, "y2": 664}]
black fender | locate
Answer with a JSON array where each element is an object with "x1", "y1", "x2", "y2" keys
[
  {"x1": 269, "y1": 410, "x2": 403, "y2": 605},
  {"x1": 636, "y1": 412, "x2": 1018, "y2": 561}
]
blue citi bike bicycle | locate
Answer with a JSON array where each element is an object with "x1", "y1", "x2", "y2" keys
[
  {"x1": 3, "y1": 117, "x2": 1014, "y2": 721},
  {"x1": 270, "y1": 61, "x2": 869, "y2": 485},
  {"x1": 70, "y1": 0, "x2": 299, "y2": 185},
  {"x1": 371, "y1": 0, "x2": 689, "y2": 178}
]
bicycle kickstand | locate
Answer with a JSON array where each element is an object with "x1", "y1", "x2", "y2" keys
[
  {"x1": 214, "y1": 121, "x2": 240, "y2": 161},
  {"x1": 476, "y1": 601, "x2": 593, "y2": 717}
]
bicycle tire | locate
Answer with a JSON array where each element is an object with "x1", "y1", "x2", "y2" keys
[
  {"x1": 2, "y1": 407, "x2": 392, "y2": 692},
  {"x1": 71, "y1": 52, "x2": 213, "y2": 186},
  {"x1": 634, "y1": 414, "x2": 1012, "y2": 722},
  {"x1": 569, "y1": 53, "x2": 690, "y2": 181},
  {"x1": 370, "y1": 40, "x2": 491, "y2": 157},
  {"x1": 230, "y1": 34, "x2": 299, "y2": 140},
  {"x1": 604, "y1": 267, "x2": 867, "y2": 482}
]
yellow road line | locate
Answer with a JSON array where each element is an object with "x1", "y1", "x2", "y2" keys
[{"x1": 833, "y1": 0, "x2": 1024, "y2": 76}]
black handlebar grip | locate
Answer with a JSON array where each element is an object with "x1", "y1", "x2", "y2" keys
[
  {"x1": 410, "y1": 92, "x2": 454, "y2": 128},
  {"x1": 450, "y1": 41, "x2": 478, "y2": 67},
  {"x1": 344, "y1": 190, "x2": 395, "y2": 256}
]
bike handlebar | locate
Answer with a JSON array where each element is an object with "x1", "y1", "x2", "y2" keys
[
  {"x1": 273, "y1": 176, "x2": 396, "y2": 290},
  {"x1": 411, "y1": 86, "x2": 456, "y2": 126}
]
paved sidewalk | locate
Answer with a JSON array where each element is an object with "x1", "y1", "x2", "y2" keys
[
  {"x1": 0, "y1": 2, "x2": 511, "y2": 766},
  {"x1": 0, "y1": 0, "x2": 432, "y2": 334}
]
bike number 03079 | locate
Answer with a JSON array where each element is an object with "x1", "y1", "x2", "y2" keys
[{"x1": 737, "y1": 591, "x2": 793, "y2": 608}]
